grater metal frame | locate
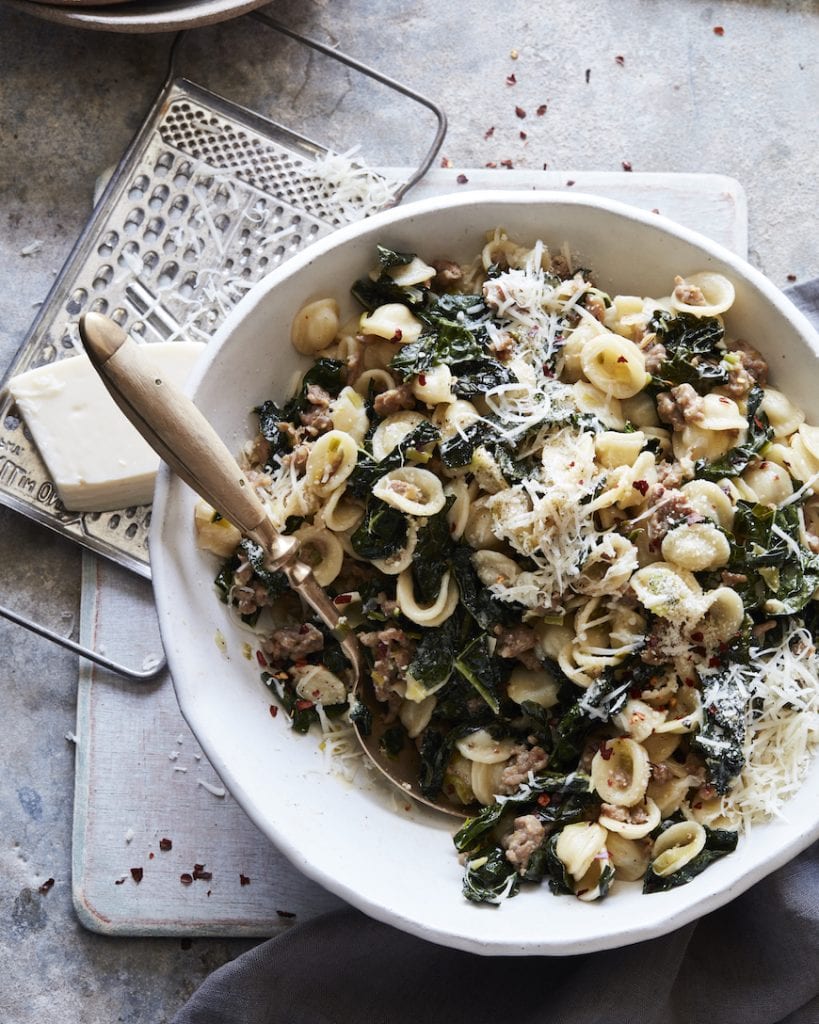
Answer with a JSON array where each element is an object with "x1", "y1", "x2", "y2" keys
[{"x1": 0, "y1": 13, "x2": 446, "y2": 678}]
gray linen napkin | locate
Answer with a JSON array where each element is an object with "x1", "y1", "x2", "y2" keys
[{"x1": 172, "y1": 280, "x2": 819, "y2": 1024}]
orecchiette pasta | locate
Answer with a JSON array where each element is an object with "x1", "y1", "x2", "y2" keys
[{"x1": 211, "y1": 231, "x2": 818, "y2": 908}]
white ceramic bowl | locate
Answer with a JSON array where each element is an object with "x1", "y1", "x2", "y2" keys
[{"x1": 152, "y1": 191, "x2": 819, "y2": 955}]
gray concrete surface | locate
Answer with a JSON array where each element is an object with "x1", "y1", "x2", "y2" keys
[{"x1": 0, "y1": 1, "x2": 817, "y2": 1020}]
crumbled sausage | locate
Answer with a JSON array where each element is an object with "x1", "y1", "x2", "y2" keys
[
  {"x1": 373, "y1": 382, "x2": 416, "y2": 417},
  {"x1": 727, "y1": 338, "x2": 768, "y2": 387},
  {"x1": 263, "y1": 624, "x2": 325, "y2": 662},
  {"x1": 503, "y1": 814, "x2": 546, "y2": 873},
  {"x1": 498, "y1": 745, "x2": 549, "y2": 793},
  {"x1": 655, "y1": 459, "x2": 686, "y2": 489},
  {"x1": 431, "y1": 259, "x2": 463, "y2": 290},
  {"x1": 359, "y1": 627, "x2": 415, "y2": 700},
  {"x1": 585, "y1": 295, "x2": 607, "y2": 322},
  {"x1": 493, "y1": 624, "x2": 540, "y2": 669},
  {"x1": 488, "y1": 331, "x2": 516, "y2": 361},
  {"x1": 672, "y1": 275, "x2": 706, "y2": 306},
  {"x1": 643, "y1": 341, "x2": 668, "y2": 375},
  {"x1": 644, "y1": 485, "x2": 705, "y2": 548},
  {"x1": 601, "y1": 802, "x2": 649, "y2": 824},
  {"x1": 656, "y1": 383, "x2": 704, "y2": 431}
]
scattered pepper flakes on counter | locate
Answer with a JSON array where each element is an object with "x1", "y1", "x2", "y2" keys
[
  {"x1": 622, "y1": 160, "x2": 633, "y2": 171},
  {"x1": 269, "y1": 704, "x2": 278, "y2": 718},
  {"x1": 485, "y1": 161, "x2": 498, "y2": 168},
  {"x1": 652, "y1": 207, "x2": 660, "y2": 214},
  {"x1": 787, "y1": 273, "x2": 797, "y2": 282},
  {"x1": 115, "y1": 877, "x2": 127, "y2": 886},
  {"x1": 515, "y1": 105, "x2": 526, "y2": 118},
  {"x1": 615, "y1": 54, "x2": 625, "y2": 66},
  {"x1": 500, "y1": 158, "x2": 514, "y2": 168},
  {"x1": 130, "y1": 867, "x2": 144, "y2": 883},
  {"x1": 484, "y1": 125, "x2": 495, "y2": 139},
  {"x1": 542, "y1": 162, "x2": 549, "y2": 170},
  {"x1": 439, "y1": 156, "x2": 452, "y2": 168},
  {"x1": 713, "y1": 25, "x2": 725, "y2": 35},
  {"x1": 240, "y1": 874, "x2": 251, "y2": 886},
  {"x1": 456, "y1": 174, "x2": 469, "y2": 185},
  {"x1": 276, "y1": 910, "x2": 296, "y2": 919},
  {"x1": 566, "y1": 179, "x2": 576, "y2": 186},
  {"x1": 519, "y1": 131, "x2": 527, "y2": 140},
  {"x1": 180, "y1": 873, "x2": 193, "y2": 886},
  {"x1": 159, "y1": 837, "x2": 173, "y2": 852},
  {"x1": 149, "y1": 852, "x2": 155, "y2": 860},
  {"x1": 536, "y1": 103, "x2": 547, "y2": 115},
  {"x1": 585, "y1": 68, "x2": 591, "y2": 83},
  {"x1": 192, "y1": 864, "x2": 213, "y2": 881},
  {"x1": 38, "y1": 878, "x2": 55, "y2": 894},
  {"x1": 506, "y1": 72, "x2": 517, "y2": 85}
]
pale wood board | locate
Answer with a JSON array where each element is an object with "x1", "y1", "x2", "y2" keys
[{"x1": 72, "y1": 170, "x2": 747, "y2": 935}]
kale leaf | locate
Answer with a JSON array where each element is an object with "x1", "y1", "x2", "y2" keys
[
  {"x1": 450, "y1": 358, "x2": 519, "y2": 399},
  {"x1": 695, "y1": 386, "x2": 773, "y2": 480},
  {"x1": 453, "y1": 633, "x2": 504, "y2": 714},
  {"x1": 280, "y1": 358, "x2": 346, "y2": 420},
  {"x1": 461, "y1": 845, "x2": 520, "y2": 904},
  {"x1": 412, "y1": 497, "x2": 457, "y2": 604},
  {"x1": 349, "y1": 498, "x2": 408, "y2": 561},
  {"x1": 345, "y1": 420, "x2": 441, "y2": 499},
  {"x1": 405, "y1": 614, "x2": 460, "y2": 694},
  {"x1": 643, "y1": 826, "x2": 739, "y2": 894},
  {"x1": 728, "y1": 500, "x2": 819, "y2": 614},
  {"x1": 649, "y1": 310, "x2": 728, "y2": 394},
  {"x1": 450, "y1": 545, "x2": 524, "y2": 631},
  {"x1": 390, "y1": 317, "x2": 485, "y2": 378},
  {"x1": 690, "y1": 668, "x2": 747, "y2": 793}
]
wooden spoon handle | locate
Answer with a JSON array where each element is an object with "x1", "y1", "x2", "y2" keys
[{"x1": 78, "y1": 311, "x2": 292, "y2": 562}]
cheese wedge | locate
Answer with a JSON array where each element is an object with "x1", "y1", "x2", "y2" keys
[{"x1": 8, "y1": 341, "x2": 206, "y2": 511}]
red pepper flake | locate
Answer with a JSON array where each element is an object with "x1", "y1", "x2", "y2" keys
[
  {"x1": 685, "y1": 677, "x2": 697, "y2": 688},
  {"x1": 38, "y1": 878, "x2": 55, "y2": 895},
  {"x1": 632, "y1": 479, "x2": 649, "y2": 496},
  {"x1": 690, "y1": 631, "x2": 704, "y2": 642},
  {"x1": 615, "y1": 55, "x2": 625, "y2": 66},
  {"x1": 180, "y1": 873, "x2": 193, "y2": 886},
  {"x1": 418, "y1": 373, "x2": 427, "y2": 386},
  {"x1": 576, "y1": 888, "x2": 589, "y2": 897},
  {"x1": 566, "y1": 180, "x2": 576, "y2": 187},
  {"x1": 599, "y1": 741, "x2": 613, "y2": 761},
  {"x1": 629, "y1": 687, "x2": 642, "y2": 699},
  {"x1": 537, "y1": 793, "x2": 551, "y2": 807},
  {"x1": 622, "y1": 160, "x2": 633, "y2": 172},
  {"x1": 519, "y1": 131, "x2": 527, "y2": 140},
  {"x1": 276, "y1": 909, "x2": 297, "y2": 919},
  {"x1": 713, "y1": 25, "x2": 724, "y2": 36},
  {"x1": 585, "y1": 68, "x2": 591, "y2": 83},
  {"x1": 334, "y1": 593, "x2": 353, "y2": 606},
  {"x1": 536, "y1": 104, "x2": 548, "y2": 116},
  {"x1": 391, "y1": 329, "x2": 403, "y2": 343},
  {"x1": 542, "y1": 162, "x2": 549, "y2": 170},
  {"x1": 515, "y1": 105, "x2": 526, "y2": 119},
  {"x1": 255, "y1": 650, "x2": 268, "y2": 667},
  {"x1": 130, "y1": 867, "x2": 144, "y2": 884},
  {"x1": 269, "y1": 704, "x2": 278, "y2": 718},
  {"x1": 456, "y1": 174, "x2": 469, "y2": 185},
  {"x1": 295, "y1": 699, "x2": 314, "y2": 711},
  {"x1": 787, "y1": 273, "x2": 797, "y2": 282},
  {"x1": 485, "y1": 161, "x2": 498, "y2": 168},
  {"x1": 192, "y1": 865, "x2": 213, "y2": 881},
  {"x1": 149, "y1": 852, "x2": 155, "y2": 860},
  {"x1": 506, "y1": 73, "x2": 517, "y2": 85},
  {"x1": 617, "y1": 355, "x2": 628, "y2": 363},
  {"x1": 440, "y1": 156, "x2": 452, "y2": 168},
  {"x1": 115, "y1": 878, "x2": 126, "y2": 886},
  {"x1": 240, "y1": 873, "x2": 251, "y2": 886},
  {"x1": 709, "y1": 657, "x2": 722, "y2": 668},
  {"x1": 159, "y1": 838, "x2": 173, "y2": 852},
  {"x1": 484, "y1": 126, "x2": 495, "y2": 139},
  {"x1": 500, "y1": 158, "x2": 514, "y2": 169}
]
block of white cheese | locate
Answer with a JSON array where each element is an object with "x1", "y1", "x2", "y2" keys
[{"x1": 8, "y1": 342, "x2": 206, "y2": 512}]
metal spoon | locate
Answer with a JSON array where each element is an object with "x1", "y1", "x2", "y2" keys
[{"x1": 78, "y1": 312, "x2": 466, "y2": 818}]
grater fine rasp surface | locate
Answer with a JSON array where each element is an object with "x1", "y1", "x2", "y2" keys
[{"x1": 0, "y1": 78, "x2": 404, "y2": 578}]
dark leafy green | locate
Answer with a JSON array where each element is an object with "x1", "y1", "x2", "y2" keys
[
  {"x1": 691, "y1": 669, "x2": 747, "y2": 793},
  {"x1": 649, "y1": 310, "x2": 728, "y2": 393},
  {"x1": 453, "y1": 633, "x2": 504, "y2": 714},
  {"x1": 462, "y1": 845, "x2": 520, "y2": 904},
  {"x1": 695, "y1": 386, "x2": 773, "y2": 480},
  {"x1": 346, "y1": 420, "x2": 441, "y2": 499},
  {"x1": 643, "y1": 826, "x2": 739, "y2": 893},
  {"x1": 390, "y1": 317, "x2": 485, "y2": 378},
  {"x1": 280, "y1": 358, "x2": 346, "y2": 420},
  {"x1": 450, "y1": 358, "x2": 518, "y2": 399},
  {"x1": 728, "y1": 500, "x2": 819, "y2": 614},
  {"x1": 350, "y1": 498, "x2": 408, "y2": 561}
]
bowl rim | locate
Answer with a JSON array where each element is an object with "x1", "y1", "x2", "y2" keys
[{"x1": 151, "y1": 188, "x2": 819, "y2": 955}]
